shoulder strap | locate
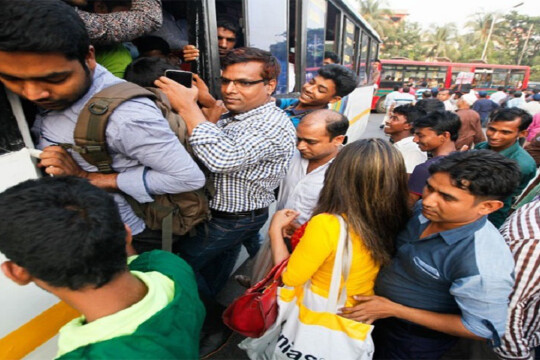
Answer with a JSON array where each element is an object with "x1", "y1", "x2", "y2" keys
[{"x1": 73, "y1": 82, "x2": 156, "y2": 173}]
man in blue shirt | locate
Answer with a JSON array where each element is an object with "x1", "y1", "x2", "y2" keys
[
  {"x1": 276, "y1": 64, "x2": 358, "y2": 127},
  {"x1": 0, "y1": 1, "x2": 205, "y2": 252},
  {"x1": 341, "y1": 150, "x2": 520, "y2": 359},
  {"x1": 472, "y1": 91, "x2": 499, "y2": 126}
]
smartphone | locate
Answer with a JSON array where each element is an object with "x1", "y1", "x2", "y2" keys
[{"x1": 164, "y1": 69, "x2": 193, "y2": 88}]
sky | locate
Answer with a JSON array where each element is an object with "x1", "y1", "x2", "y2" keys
[{"x1": 384, "y1": 0, "x2": 540, "y2": 33}]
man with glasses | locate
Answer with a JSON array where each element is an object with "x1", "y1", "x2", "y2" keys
[
  {"x1": 157, "y1": 47, "x2": 295, "y2": 298},
  {"x1": 157, "y1": 47, "x2": 295, "y2": 356}
]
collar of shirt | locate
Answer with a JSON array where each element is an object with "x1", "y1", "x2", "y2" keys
[
  {"x1": 219, "y1": 101, "x2": 279, "y2": 126},
  {"x1": 415, "y1": 204, "x2": 488, "y2": 245},
  {"x1": 393, "y1": 136, "x2": 416, "y2": 149}
]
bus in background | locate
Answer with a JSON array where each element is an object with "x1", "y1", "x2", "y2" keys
[{"x1": 371, "y1": 59, "x2": 531, "y2": 112}]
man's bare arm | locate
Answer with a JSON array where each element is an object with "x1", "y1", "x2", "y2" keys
[{"x1": 339, "y1": 295, "x2": 484, "y2": 340}]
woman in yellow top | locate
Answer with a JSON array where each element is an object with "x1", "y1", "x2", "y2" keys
[{"x1": 269, "y1": 139, "x2": 410, "y2": 307}]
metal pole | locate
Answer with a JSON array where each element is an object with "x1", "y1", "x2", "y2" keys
[
  {"x1": 481, "y1": 13, "x2": 497, "y2": 61},
  {"x1": 517, "y1": 24, "x2": 534, "y2": 65}
]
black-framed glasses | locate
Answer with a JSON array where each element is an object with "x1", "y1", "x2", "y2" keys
[{"x1": 220, "y1": 77, "x2": 266, "y2": 88}]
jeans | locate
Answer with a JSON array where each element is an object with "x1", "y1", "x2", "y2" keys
[{"x1": 178, "y1": 212, "x2": 268, "y2": 298}]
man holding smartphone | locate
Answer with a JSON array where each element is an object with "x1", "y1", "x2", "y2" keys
[{"x1": 157, "y1": 47, "x2": 296, "y2": 299}]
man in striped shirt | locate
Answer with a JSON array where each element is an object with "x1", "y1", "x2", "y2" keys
[{"x1": 496, "y1": 198, "x2": 540, "y2": 359}]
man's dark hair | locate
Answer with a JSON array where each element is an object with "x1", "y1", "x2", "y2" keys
[
  {"x1": 0, "y1": 0, "x2": 90, "y2": 65},
  {"x1": 393, "y1": 104, "x2": 427, "y2": 133},
  {"x1": 393, "y1": 85, "x2": 400, "y2": 91},
  {"x1": 421, "y1": 81, "x2": 428, "y2": 87},
  {"x1": 0, "y1": 177, "x2": 127, "y2": 290},
  {"x1": 479, "y1": 92, "x2": 487, "y2": 98},
  {"x1": 429, "y1": 150, "x2": 520, "y2": 201},
  {"x1": 497, "y1": 86, "x2": 505, "y2": 91},
  {"x1": 422, "y1": 90, "x2": 432, "y2": 98},
  {"x1": 413, "y1": 110, "x2": 461, "y2": 141},
  {"x1": 317, "y1": 64, "x2": 358, "y2": 97},
  {"x1": 221, "y1": 47, "x2": 280, "y2": 81},
  {"x1": 134, "y1": 36, "x2": 171, "y2": 56},
  {"x1": 125, "y1": 57, "x2": 177, "y2": 88},
  {"x1": 402, "y1": 86, "x2": 410, "y2": 93},
  {"x1": 217, "y1": 17, "x2": 239, "y2": 36},
  {"x1": 514, "y1": 91, "x2": 523, "y2": 98},
  {"x1": 324, "y1": 51, "x2": 340, "y2": 64},
  {"x1": 488, "y1": 107, "x2": 533, "y2": 132}
]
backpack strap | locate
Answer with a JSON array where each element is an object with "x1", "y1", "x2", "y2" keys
[{"x1": 72, "y1": 82, "x2": 156, "y2": 173}]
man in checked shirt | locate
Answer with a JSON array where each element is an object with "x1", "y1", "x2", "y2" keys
[{"x1": 157, "y1": 47, "x2": 296, "y2": 299}]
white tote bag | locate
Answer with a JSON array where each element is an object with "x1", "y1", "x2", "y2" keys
[{"x1": 239, "y1": 215, "x2": 374, "y2": 360}]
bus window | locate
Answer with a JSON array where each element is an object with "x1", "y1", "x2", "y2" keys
[
  {"x1": 491, "y1": 69, "x2": 508, "y2": 89},
  {"x1": 324, "y1": 1, "x2": 340, "y2": 53},
  {"x1": 341, "y1": 18, "x2": 356, "y2": 69},
  {"x1": 426, "y1": 66, "x2": 447, "y2": 88},
  {"x1": 304, "y1": 0, "x2": 327, "y2": 82},
  {"x1": 509, "y1": 69, "x2": 525, "y2": 89},
  {"x1": 244, "y1": 0, "x2": 288, "y2": 94},
  {"x1": 358, "y1": 31, "x2": 369, "y2": 85}
]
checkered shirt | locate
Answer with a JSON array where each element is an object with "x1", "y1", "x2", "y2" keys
[{"x1": 189, "y1": 102, "x2": 296, "y2": 212}]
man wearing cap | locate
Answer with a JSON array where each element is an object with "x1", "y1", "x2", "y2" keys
[
  {"x1": 472, "y1": 91, "x2": 499, "y2": 127},
  {"x1": 520, "y1": 93, "x2": 540, "y2": 116}
]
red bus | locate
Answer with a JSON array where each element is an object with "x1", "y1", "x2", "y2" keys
[{"x1": 372, "y1": 59, "x2": 531, "y2": 112}]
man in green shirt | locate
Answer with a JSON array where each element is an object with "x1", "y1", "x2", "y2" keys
[
  {"x1": 0, "y1": 177, "x2": 204, "y2": 359},
  {"x1": 475, "y1": 108, "x2": 536, "y2": 227}
]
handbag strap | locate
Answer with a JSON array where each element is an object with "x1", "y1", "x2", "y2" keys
[{"x1": 326, "y1": 214, "x2": 352, "y2": 312}]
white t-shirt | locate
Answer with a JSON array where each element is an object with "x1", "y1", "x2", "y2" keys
[{"x1": 393, "y1": 136, "x2": 428, "y2": 174}]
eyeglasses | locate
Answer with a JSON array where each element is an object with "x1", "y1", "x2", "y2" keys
[{"x1": 220, "y1": 77, "x2": 266, "y2": 88}]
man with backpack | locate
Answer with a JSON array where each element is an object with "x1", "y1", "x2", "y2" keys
[{"x1": 0, "y1": 0, "x2": 205, "y2": 253}]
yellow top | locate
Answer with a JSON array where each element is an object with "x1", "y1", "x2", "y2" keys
[{"x1": 282, "y1": 213, "x2": 380, "y2": 307}]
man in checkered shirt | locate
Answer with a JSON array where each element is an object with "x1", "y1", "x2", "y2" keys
[{"x1": 157, "y1": 47, "x2": 296, "y2": 298}]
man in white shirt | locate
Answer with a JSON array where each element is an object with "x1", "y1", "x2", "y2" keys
[
  {"x1": 380, "y1": 85, "x2": 401, "y2": 127},
  {"x1": 391, "y1": 86, "x2": 416, "y2": 108},
  {"x1": 489, "y1": 86, "x2": 507, "y2": 105},
  {"x1": 437, "y1": 88, "x2": 456, "y2": 112},
  {"x1": 383, "y1": 104, "x2": 427, "y2": 174},
  {"x1": 277, "y1": 109, "x2": 348, "y2": 225}
]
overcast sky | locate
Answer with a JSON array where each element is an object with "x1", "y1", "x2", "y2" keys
[{"x1": 384, "y1": 0, "x2": 539, "y2": 33}]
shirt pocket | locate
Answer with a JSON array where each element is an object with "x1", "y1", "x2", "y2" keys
[{"x1": 413, "y1": 256, "x2": 441, "y2": 280}]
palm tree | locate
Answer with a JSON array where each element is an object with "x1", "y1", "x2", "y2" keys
[
  {"x1": 358, "y1": 0, "x2": 392, "y2": 39},
  {"x1": 423, "y1": 24, "x2": 458, "y2": 60},
  {"x1": 465, "y1": 12, "x2": 505, "y2": 60}
]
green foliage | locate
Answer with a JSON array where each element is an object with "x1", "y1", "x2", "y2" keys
[{"x1": 358, "y1": 2, "x2": 540, "y2": 79}]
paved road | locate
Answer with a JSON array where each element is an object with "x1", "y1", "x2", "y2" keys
[{"x1": 208, "y1": 111, "x2": 388, "y2": 360}]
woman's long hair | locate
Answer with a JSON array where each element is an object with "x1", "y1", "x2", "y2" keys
[{"x1": 312, "y1": 139, "x2": 410, "y2": 265}]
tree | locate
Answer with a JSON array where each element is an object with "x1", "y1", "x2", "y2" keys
[
  {"x1": 422, "y1": 24, "x2": 458, "y2": 60},
  {"x1": 358, "y1": 0, "x2": 392, "y2": 39}
]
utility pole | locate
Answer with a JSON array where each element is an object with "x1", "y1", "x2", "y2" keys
[
  {"x1": 517, "y1": 24, "x2": 534, "y2": 65},
  {"x1": 481, "y1": 2, "x2": 524, "y2": 62}
]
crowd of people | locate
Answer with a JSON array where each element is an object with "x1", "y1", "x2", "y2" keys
[{"x1": 0, "y1": 1, "x2": 539, "y2": 360}]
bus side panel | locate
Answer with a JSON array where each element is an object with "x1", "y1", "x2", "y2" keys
[
  {"x1": 331, "y1": 85, "x2": 375, "y2": 141},
  {"x1": 0, "y1": 253, "x2": 77, "y2": 359}
]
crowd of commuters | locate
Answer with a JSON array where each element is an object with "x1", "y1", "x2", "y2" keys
[{"x1": 0, "y1": 1, "x2": 540, "y2": 360}]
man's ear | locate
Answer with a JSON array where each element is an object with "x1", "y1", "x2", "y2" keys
[
  {"x1": 331, "y1": 134, "x2": 346, "y2": 146},
  {"x1": 328, "y1": 95, "x2": 342, "y2": 104},
  {"x1": 477, "y1": 199, "x2": 504, "y2": 215},
  {"x1": 519, "y1": 129, "x2": 529, "y2": 139},
  {"x1": 124, "y1": 224, "x2": 137, "y2": 256},
  {"x1": 1, "y1": 261, "x2": 33, "y2": 286},
  {"x1": 403, "y1": 121, "x2": 413, "y2": 132},
  {"x1": 85, "y1": 45, "x2": 97, "y2": 72},
  {"x1": 265, "y1": 79, "x2": 277, "y2": 96}
]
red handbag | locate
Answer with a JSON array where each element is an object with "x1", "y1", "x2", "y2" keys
[{"x1": 222, "y1": 258, "x2": 289, "y2": 338}]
